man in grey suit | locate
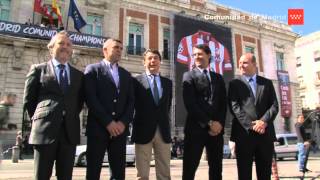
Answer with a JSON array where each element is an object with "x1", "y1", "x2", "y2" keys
[
  {"x1": 228, "y1": 53, "x2": 279, "y2": 180},
  {"x1": 23, "y1": 31, "x2": 84, "y2": 180},
  {"x1": 132, "y1": 49, "x2": 173, "y2": 180}
]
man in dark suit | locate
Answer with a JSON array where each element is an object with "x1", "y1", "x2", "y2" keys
[
  {"x1": 84, "y1": 38, "x2": 134, "y2": 180},
  {"x1": 182, "y1": 44, "x2": 227, "y2": 180},
  {"x1": 228, "y1": 53, "x2": 279, "y2": 180},
  {"x1": 132, "y1": 49, "x2": 173, "y2": 180},
  {"x1": 23, "y1": 31, "x2": 84, "y2": 180}
]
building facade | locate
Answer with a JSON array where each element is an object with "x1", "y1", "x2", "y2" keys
[
  {"x1": 295, "y1": 31, "x2": 320, "y2": 111},
  {"x1": 0, "y1": 0, "x2": 300, "y2": 145}
]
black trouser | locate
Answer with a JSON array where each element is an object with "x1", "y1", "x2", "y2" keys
[
  {"x1": 235, "y1": 131, "x2": 274, "y2": 180},
  {"x1": 183, "y1": 132, "x2": 223, "y2": 180},
  {"x1": 33, "y1": 126, "x2": 75, "y2": 180},
  {"x1": 86, "y1": 133, "x2": 127, "y2": 180}
]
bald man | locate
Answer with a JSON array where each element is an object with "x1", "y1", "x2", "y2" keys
[
  {"x1": 84, "y1": 39, "x2": 134, "y2": 180},
  {"x1": 228, "y1": 53, "x2": 279, "y2": 180}
]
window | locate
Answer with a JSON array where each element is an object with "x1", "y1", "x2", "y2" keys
[
  {"x1": 163, "y1": 28, "x2": 170, "y2": 60},
  {"x1": 277, "y1": 137, "x2": 285, "y2": 145},
  {"x1": 316, "y1": 71, "x2": 320, "y2": 80},
  {"x1": 245, "y1": 46, "x2": 254, "y2": 54},
  {"x1": 86, "y1": 14, "x2": 102, "y2": 36},
  {"x1": 296, "y1": 56, "x2": 301, "y2": 67},
  {"x1": 0, "y1": 0, "x2": 10, "y2": 21},
  {"x1": 314, "y1": 50, "x2": 320, "y2": 62},
  {"x1": 286, "y1": 136, "x2": 297, "y2": 145},
  {"x1": 127, "y1": 22, "x2": 144, "y2": 55},
  {"x1": 276, "y1": 52, "x2": 285, "y2": 71}
]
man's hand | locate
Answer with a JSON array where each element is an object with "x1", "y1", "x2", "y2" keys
[
  {"x1": 208, "y1": 121, "x2": 222, "y2": 136},
  {"x1": 252, "y1": 120, "x2": 267, "y2": 134},
  {"x1": 116, "y1": 121, "x2": 126, "y2": 135},
  {"x1": 304, "y1": 141, "x2": 310, "y2": 148},
  {"x1": 106, "y1": 121, "x2": 120, "y2": 137}
]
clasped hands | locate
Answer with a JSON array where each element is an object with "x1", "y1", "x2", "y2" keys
[
  {"x1": 208, "y1": 121, "x2": 222, "y2": 136},
  {"x1": 251, "y1": 120, "x2": 267, "y2": 134},
  {"x1": 106, "y1": 120, "x2": 125, "y2": 137}
]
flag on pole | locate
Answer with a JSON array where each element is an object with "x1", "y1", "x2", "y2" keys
[
  {"x1": 68, "y1": 0, "x2": 87, "y2": 32},
  {"x1": 52, "y1": 0, "x2": 63, "y2": 24},
  {"x1": 33, "y1": 0, "x2": 43, "y2": 14}
]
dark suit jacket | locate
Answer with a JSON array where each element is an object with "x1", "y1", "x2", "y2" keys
[
  {"x1": 182, "y1": 68, "x2": 227, "y2": 133},
  {"x1": 132, "y1": 73, "x2": 173, "y2": 144},
  {"x1": 84, "y1": 61, "x2": 134, "y2": 137},
  {"x1": 23, "y1": 61, "x2": 84, "y2": 145},
  {"x1": 229, "y1": 75, "x2": 279, "y2": 142}
]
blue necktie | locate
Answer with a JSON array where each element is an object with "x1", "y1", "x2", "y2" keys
[
  {"x1": 249, "y1": 78, "x2": 256, "y2": 98},
  {"x1": 152, "y1": 75, "x2": 160, "y2": 105},
  {"x1": 58, "y1": 64, "x2": 68, "y2": 93}
]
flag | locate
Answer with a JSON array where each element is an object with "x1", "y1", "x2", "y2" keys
[
  {"x1": 52, "y1": 0, "x2": 62, "y2": 24},
  {"x1": 33, "y1": 0, "x2": 43, "y2": 14},
  {"x1": 68, "y1": 0, "x2": 87, "y2": 32}
]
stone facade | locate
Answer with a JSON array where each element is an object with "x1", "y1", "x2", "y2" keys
[
  {"x1": 0, "y1": 0, "x2": 299, "y2": 144},
  {"x1": 295, "y1": 31, "x2": 320, "y2": 110}
]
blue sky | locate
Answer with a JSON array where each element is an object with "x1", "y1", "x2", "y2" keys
[{"x1": 214, "y1": 0, "x2": 319, "y2": 36}]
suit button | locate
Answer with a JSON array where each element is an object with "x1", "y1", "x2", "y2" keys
[
  {"x1": 113, "y1": 99, "x2": 117, "y2": 103},
  {"x1": 62, "y1": 110, "x2": 66, "y2": 116},
  {"x1": 112, "y1": 112, "x2": 116, "y2": 115}
]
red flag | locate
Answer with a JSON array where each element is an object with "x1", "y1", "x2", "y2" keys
[
  {"x1": 34, "y1": 0, "x2": 43, "y2": 14},
  {"x1": 43, "y1": 5, "x2": 54, "y2": 24}
]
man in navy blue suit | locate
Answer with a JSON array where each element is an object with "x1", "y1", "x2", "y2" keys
[{"x1": 84, "y1": 38, "x2": 134, "y2": 180}]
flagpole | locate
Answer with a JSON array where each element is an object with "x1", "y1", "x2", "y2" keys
[
  {"x1": 32, "y1": 1, "x2": 35, "y2": 24},
  {"x1": 66, "y1": 0, "x2": 70, "y2": 31}
]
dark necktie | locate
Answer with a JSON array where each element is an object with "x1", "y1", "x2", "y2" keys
[
  {"x1": 203, "y1": 69, "x2": 212, "y2": 103},
  {"x1": 58, "y1": 64, "x2": 68, "y2": 93},
  {"x1": 152, "y1": 75, "x2": 160, "y2": 105}
]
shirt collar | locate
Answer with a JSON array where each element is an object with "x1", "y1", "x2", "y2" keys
[
  {"x1": 244, "y1": 74, "x2": 257, "y2": 82},
  {"x1": 103, "y1": 59, "x2": 118, "y2": 70},
  {"x1": 146, "y1": 71, "x2": 160, "y2": 76},
  {"x1": 196, "y1": 67, "x2": 210, "y2": 73},
  {"x1": 52, "y1": 58, "x2": 69, "y2": 69}
]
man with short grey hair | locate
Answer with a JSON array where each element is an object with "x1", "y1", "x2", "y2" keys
[{"x1": 23, "y1": 31, "x2": 84, "y2": 180}]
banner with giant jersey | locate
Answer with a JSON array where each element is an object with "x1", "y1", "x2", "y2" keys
[{"x1": 174, "y1": 14, "x2": 235, "y2": 127}]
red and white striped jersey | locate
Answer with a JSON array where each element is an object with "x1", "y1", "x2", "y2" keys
[{"x1": 177, "y1": 30, "x2": 232, "y2": 75}]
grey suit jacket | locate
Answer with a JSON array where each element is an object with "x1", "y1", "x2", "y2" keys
[
  {"x1": 229, "y1": 75, "x2": 279, "y2": 142},
  {"x1": 23, "y1": 61, "x2": 84, "y2": 145}
]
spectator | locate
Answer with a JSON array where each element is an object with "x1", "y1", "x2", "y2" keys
[
  {"x1": 295, "y1": 114, "x2": 311, "y2": 172},
  {"x1": 15, "y1": 131, "x2": 24, "y2": 160},
  {"x1": 0, "y1": 93, "x2": 17, "y2": 130}
]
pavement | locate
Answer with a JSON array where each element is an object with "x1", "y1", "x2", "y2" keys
[{"x1": 0, "y1": 157, "x2": 320, "y2": 180}]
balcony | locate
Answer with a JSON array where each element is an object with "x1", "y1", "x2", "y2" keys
[
  {"x1": 298, "y1": 83, "x2": 307, "y2": 90},
  {"x1": 127, "y1": 46, "x2": 145, "y2": 56}
]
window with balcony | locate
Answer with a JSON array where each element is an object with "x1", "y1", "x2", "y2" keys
[
  {"x1": 127, "y1": 22, "x2": 144, "y2": 56},
  {"x1": 245, "y1": 46, "x2": 254, "y2": 54},
  {"x1": 296, "y1": 56, "x2": 301, "y2": 67},
  {"x1": 276, "y1": 52, "x2": 285, "y2": 71},
  {"x1": 0, "y1": 0, "x2": 11, "y2": 21},
  {"x1": 86, "y1": 14, "x2": 102, "y2": 36},
  {"x1": 163, "y1": 28, "x2": 170, "y2": 60},
  {"x1": 314, "y1": 50, "x2": 320, "y2": 62}
]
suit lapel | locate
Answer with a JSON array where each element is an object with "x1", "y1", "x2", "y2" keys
[
  {"x1": 158, "y1": 76, "x2": 167, "y2": 105},
  {"x1": 65, "y1": 65, "x2": 77, "y2": 96},
  {"x1": 209, "y1": 71, "x2": 216, "y2": 96},
  {"x1": 47, "y1": 61, "x2": 62, "y2": 94},
  {"x1": 255, "y1": 76, "x2": 263, "y2": 105},
  {"x1": 101, "y1": 61, "x2": 117, "y2": 88}
]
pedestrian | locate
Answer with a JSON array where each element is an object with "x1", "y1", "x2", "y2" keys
[
  {"x1": 229, "y1": 53, "x2": 279, "y2": 180},
  {"x1": 132, "y1": 49, "x2": 173, "y2": 180},
  {"x1": 182, "y1": 44, "x2": 227, "y2": 180},
  {"x1": 84, "y1": 38, "x2": 134, "y2": 180},
  {"x1": 23, "y1": 31, "x2": 84, "y2": 180}
]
